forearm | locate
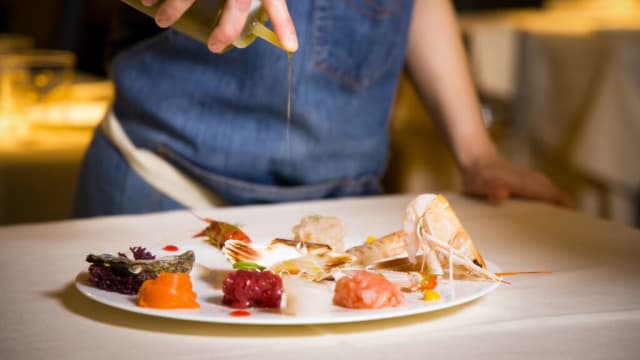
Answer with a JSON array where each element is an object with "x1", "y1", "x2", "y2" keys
[{"x1": 406, "y1": 0, "x2": 496, "y2": 169}]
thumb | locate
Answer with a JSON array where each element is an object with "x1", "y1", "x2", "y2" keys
[{"x1": 488, "y1": 186, "x2": 509, "y2": 204}]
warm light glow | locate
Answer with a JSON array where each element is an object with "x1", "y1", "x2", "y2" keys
[
  {"x1": 0, "y1": 79, "x2": 112, "y2": 144},
  {"x1": 546, "y1": 0, "x2": 640, "y2": 13}
]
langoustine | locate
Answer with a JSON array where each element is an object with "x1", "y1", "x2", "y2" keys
[
  {"x1": 343, "y1": 194, "x2": 503, "y2": 283},
  {"x1": 346, "y1": 231, "x2": 406, "y2": 266},
  {"x1": 402, "y1": 194, "x2": 502, "y2": 282}
]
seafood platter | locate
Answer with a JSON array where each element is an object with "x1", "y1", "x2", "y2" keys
[{"x1": 75, "y1": 194, "x2": 506, "y2": 325}]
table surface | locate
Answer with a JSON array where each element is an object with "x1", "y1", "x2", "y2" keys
[{"x1": 1, "y1": 193, "x2": 639, "y2": 359}]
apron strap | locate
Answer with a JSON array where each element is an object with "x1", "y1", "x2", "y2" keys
[{"x1": 100, "y1": 110, "x2": 226, "y2": 208}]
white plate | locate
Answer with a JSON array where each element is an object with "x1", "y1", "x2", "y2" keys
[{"x1": 75, "y1": 238, "x2": 501, "y2": 325}]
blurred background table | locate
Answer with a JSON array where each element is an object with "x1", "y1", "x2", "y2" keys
[
  {"x1": 0, "y1": 79, "x2": 111, "y2": 224},
  {"x1": 461, "y1": 0, "x2": 640, "y2": 226}
]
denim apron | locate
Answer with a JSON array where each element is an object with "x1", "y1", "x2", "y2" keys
[{"x1": 75, "y1": 0, "x2": 414, "y2": 216}]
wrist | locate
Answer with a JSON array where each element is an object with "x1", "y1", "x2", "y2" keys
[{"x1": 454, "y1": 134, "x2": 499, "y2": 173}]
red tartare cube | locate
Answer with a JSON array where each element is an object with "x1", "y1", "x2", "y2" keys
[{"x1": 222, "y1": 270, "x2": 283, "y2": 309}]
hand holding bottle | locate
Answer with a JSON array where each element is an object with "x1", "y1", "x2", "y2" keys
[{"x1": 141, "y1": 0, "x2": 298, "y2": 53}]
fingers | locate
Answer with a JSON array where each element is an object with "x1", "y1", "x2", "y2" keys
[
  {"x1": 487, "y1": 186, "x2": 509, "y2": 204},
  {"x1": 514, "y1": 172, "x2": 553, "y2": 200},
  {"x1": 506, "y1": 172, "x2": 576, "y2": 209},
  {"x1": 262, "y1": 0, "x2": 298, "y2": 52},
  {"x1": 529, "y1": 175, "x2": 575, "y2": 208},
  {"x1": 208, "y1": 0, "x2": 253, "y2": 53},
  {"x1": 516, "y1": 172, "x2": 575, "y2": 208},
  {"x1": 146, "y1": 0, "x2": 298, "y2": 53},
  {"x1": 557, "y1": 192, "x2": 576, "y2": 209},
  {"x1": 462, "y1": 175, "x2": 505, "y2": 205},
  {"x1": 462, "y1": 160, "x2": 575, "y2": 208},
  {"x1": 153, "y1": 0, "x2": 196, "y2": 28}
]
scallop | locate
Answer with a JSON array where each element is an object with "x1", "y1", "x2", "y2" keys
[{"x1": 222, "y1": 238, "x2": 356, "y2": 281}]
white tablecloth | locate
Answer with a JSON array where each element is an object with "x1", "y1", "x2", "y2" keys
[{"x1": 1, "y1": 193, "x2": 639, "y2": 359}]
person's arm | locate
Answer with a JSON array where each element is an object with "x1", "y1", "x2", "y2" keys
[
  {"x1": 143, "y1": 0, "x2": 298, "y2": 53},
  {"x1": 406, "y1": 0, "x2": 572, "y2": 207}
]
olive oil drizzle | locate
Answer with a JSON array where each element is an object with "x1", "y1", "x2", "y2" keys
[{"x1": 286, "y1": 51, "x2": 292, "y2": 161}]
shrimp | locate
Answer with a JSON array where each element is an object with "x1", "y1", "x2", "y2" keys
[
  {"x1": 192, "y1": 217, "x2": 251, "y2": 249},
  {"x1": 345, "y1": 231, "x2": 406, "y2": 266},
  {"x1": 402, "y1": 194, "x2": 502, "y2": 282}
]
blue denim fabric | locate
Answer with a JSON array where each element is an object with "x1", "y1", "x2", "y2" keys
[
  {"x1": 75, "y1": 129, "x2": 183, "y2": 215},
  {"x1": 75, "y1": 0, "x2": 414, "y2": 216}
]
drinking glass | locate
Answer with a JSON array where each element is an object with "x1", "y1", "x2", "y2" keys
[{"x1": 0, "y1": 50, "x2": 75, "y2": 140}]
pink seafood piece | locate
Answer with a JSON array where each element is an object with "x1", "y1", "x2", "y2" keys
[{"x1": 333, "y1": 270, "x2": 404, "y2": 309}]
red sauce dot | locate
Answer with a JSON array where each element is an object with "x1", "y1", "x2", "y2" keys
[
  {"x1": 229, "y1": 310, "x2": 251, "y2": 317},
  {"x1": 162, "y1": 245, "x2": 179, "y2": 252}
]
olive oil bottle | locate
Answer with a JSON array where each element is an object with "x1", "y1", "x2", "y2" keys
[
  {"x1": 120, "y1": 0, "x2": 284, "y2": 50},
  {"x1": 121, "y1": 0, "x2": 294, "y2": 157}
]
